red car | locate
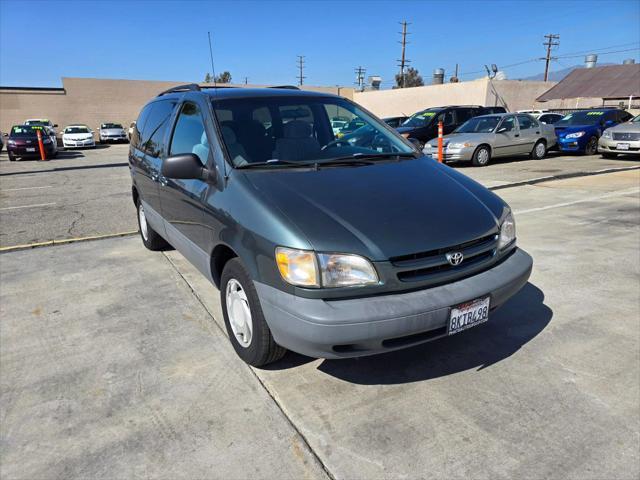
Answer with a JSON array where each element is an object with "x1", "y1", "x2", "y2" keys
[{"x1": 4, "y1": 125, "x2": 58, "y2": 161}]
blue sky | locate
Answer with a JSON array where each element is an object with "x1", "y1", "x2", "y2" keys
[{"x1": 1, "y1": 0, "x2": 638, "y2": 88}]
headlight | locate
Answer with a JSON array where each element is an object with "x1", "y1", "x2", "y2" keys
[
  {"x1": 565, "y1": 131, "x2": 585, "y2": 139},
  {"x1": 275, "y1": 247, "x2": 378, "y2": 288},
  {"x1": 7, "y1": 139, "x2": 16, "y2": 145},
  {"x1": 448, "y1": 142, "x2": 472, "y2": 149},
  {"x1": 602, "y1": 129, "x2": 612, "y2": 139},
  {"x1": 498, "y1": 212, "x2": 516, "y2": 250}
]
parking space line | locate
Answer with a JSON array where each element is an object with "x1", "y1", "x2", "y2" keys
[
  {"x1": 0, "y1": 202, "x2": 56, "y2": 211},
  {"x1": 1, "y1": 186, "x2": 53, "y2": 192},
  {"x1": 515, "y1": 187, "x2": 640, "y2": 215},
  {"x1": 0, "y1": 230, "x2": 139, "y2": 253}
]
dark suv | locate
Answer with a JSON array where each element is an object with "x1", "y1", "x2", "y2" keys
[
  {"x1": 397, "y1": 105, "x2": 507, "y2": 148},
  {"x1": 130, "y1": 84, "x2": 532, "y2": 366}
]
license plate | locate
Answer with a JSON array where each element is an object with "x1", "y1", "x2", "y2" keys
[
  {"x1": 617, "y1": 143, "x2": 630, "y2": 150},
  {"x1": 26, "y1": 147, "x2": 36, "y2": 152},
  {"x1": 448, "y1": 297, "x2": 490, "y2": 335}
]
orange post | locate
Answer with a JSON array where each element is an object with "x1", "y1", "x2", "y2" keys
[
  {"x1": 36, "y1": 129, "x2": 47, "y2": 161},
  {"x1": 437, "y1": 121, "x2": 444, "y2": 163}
]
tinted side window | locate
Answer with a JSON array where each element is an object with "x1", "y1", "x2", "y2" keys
[
  {"x1": 438, "y1": 110, "x2": 455, "y2": 126},
  {"x1": 499, "y1": 116, "x2": 516, "y2": 132},
  {"x1": 169, "y1": 102, "x2": 209, "y2": 166},
  {"x1": 132, "y1": 104, "x2": 152, "y2": 148},
  {"x1": 517, "y1": 114, "x2": 537, "y2": 129},
  {"x1": 140, "y1": 100, "x2": 176, "y2": 158},
  {"x1": 455, "y1": 108, "x2": 475, "y2": 124},
  {"x1": 618, "y1": 111, "x2": 633, "y2": 122}
]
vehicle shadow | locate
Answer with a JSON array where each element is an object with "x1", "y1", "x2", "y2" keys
[{"x1": 269, "y1": 282, "x2": 552, "y2": 384}]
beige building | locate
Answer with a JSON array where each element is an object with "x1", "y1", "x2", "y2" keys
[
  {"x1": 0, "y1": 77, "x2": 353, "y2": 134},
  {"x1": 353, "y1": 77, "x2": 609, "y2": 118}
]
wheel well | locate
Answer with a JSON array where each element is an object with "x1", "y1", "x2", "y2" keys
[
  {"x1": 210, "y1": 245, "x2": 237, "y2": 288},
  {"x1": 131, "y1": 186, "x2": 139, "y2": 207},
  {"x1": 475, "y1": 144, "x2": 492, "y2": 155}
]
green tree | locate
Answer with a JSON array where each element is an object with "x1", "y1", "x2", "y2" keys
[
  {"x1": 204, "y1": 73, "x2": 213, "y2": 83},
  {"x1": 215, "y1": 71, "x2": 232, "y2": 83},
  {"x1": 394, "y1": 67, "x2": 424, "y2": 88}
]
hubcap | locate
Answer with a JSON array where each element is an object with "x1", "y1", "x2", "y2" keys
[
  {"x1": 226, "y1": 279, "x2": 253, "y2": 348},
  {"x1": 138, "y1": 204, "x2": 149, "y2": 241},
  {"x1": 536, "y1": 143, "x2": 545, "y2": 157},
  {"x1": 478, "y1": 149, "x2": 489, "y2": 164}
]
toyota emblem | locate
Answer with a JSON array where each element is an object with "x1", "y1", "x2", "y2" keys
[{"x1": 446, "y1": 252, "x2": 464, "y2": 266}]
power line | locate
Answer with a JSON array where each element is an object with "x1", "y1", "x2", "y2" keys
[
  {"x1": 397, "y1": 21, "x2": 411, "y2": 88},
  {"x1": 541, "y1": 34, "x2": 560, "y2": 82},
  {"x1": 556, "y1": 47, "x2": 639, "y2": 59},
  {"x1": 555, "y1": 42, "x2": 640, "y2": 58},
  {"x1": 296, "y1": 55, "x2": 306, "y2": 86},
  {"x1": 354, "y1": 66, "x2": 366, "y2": 91}
]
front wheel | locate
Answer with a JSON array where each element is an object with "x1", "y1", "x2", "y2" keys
[
  {"x1": 471, "y1": 145, "x2": 491, "y2": 167},
  {"x1": 136, "y1": 198, "x2": 170, "y2": 251},
  {"x1": 530, "y1": 140, "x2": 547, "y2": 160},
  {"x1": 8, "y1": 151, "x2": 16, "y2": 161},
  {"x1": 584, "y1": 136, "x2": 598, "y2": 156},
  {"x1": 221, "y1": 258, "x2": 286, "y2": 367}
]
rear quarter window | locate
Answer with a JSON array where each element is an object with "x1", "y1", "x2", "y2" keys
[{"x1": 139, "y1": 100, "x2": 177, "y2": 157}]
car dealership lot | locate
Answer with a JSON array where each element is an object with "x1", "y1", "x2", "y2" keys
[{"x1": 1, "y1": 158, "x2": 638, "y2": 479}]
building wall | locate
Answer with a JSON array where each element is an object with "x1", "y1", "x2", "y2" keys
[
  {"x1": 0, "y1": 77, "x2": 353, "y2": 134},
  {"x1": 353, "y1": 78, "x2": 564, "y2": 117}
]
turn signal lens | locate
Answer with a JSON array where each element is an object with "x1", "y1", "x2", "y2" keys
[{"x1": 275, "y1": 247, "x2": 319, "y2": 287}]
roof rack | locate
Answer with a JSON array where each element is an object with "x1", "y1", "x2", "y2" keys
[
  {"x1": 269, "y1": 85, "x2": 300, "y2": 90},
  {"x1": 157, "y1": 83, "x2": 201, "y2": 97}
]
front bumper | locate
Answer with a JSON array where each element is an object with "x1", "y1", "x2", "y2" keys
[
  {"x1": 557, "y1": 136, "x2": 587, "y2": 152},
  {"x1": 598, "y1": 137, "x2": 640, "y2": 155},
  {"x1": 257, "y1": 248, "x2": 533, "y2": 358},
  {"x1": 7, "y1": 143, "x2": 56, "y2": 157},
  {"x1": 423, "y1": 145, "x2": 475, "y2": 161},
  {"x1": 64, "y1": 138, "x2": 95, "y2": 148},
  {"x1": 100, "y1": 135, "x2": 127, "y2": 142}
]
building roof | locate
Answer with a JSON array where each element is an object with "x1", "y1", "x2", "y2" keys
[{"x1": 537, "y1": 64, "x2": 640, "y2": 102}]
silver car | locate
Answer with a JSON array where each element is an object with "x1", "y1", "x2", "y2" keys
[
  {"x1": 598, "y1": 114, "x2": 640, "y2": 158},
  {"x1": 99, "y1": 122, "x2": 128, "y2": 143},
  {"x1": 423, "y1": 113, "x2": 557, "y2": 166}
]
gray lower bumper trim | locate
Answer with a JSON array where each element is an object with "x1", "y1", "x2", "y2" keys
[{"x1": 256, "y1": 248, "x2": 533, "y2": 359}]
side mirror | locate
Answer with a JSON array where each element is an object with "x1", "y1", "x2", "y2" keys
[
  {"x1": 2, "y1": 133, "x2": 8, "y2": 137},
  {"x1": 162, "y1": 153, "x2": 212, "y2": 181},
  {"x1": 53, "y1": 124, "x2": 58, "y2": 128},
  {"x1": 497, "y1": 127, "x2": 508, "y2": 133}
]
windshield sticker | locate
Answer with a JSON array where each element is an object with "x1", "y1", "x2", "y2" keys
[
  {"x1": 587, "y1": 111, "x2": 604, "y2": 116},
  {"x1": 420, "y1": 112, "x2": 436, "y2": 118}
]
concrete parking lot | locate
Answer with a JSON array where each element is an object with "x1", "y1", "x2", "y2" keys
[{"x1": 1, "y1": 147, "x2": 639, "y2": 479}]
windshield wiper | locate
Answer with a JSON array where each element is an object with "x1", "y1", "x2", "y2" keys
[
  {"x1": 315, "y1": 152, "x2": 416, "y2": 165},
  {"x1": 235, "y1": 159, "x2": 310, "y2": 169}
]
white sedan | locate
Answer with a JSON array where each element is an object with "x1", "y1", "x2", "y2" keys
[{"x1": 62, "y1": 125, "x2": 95, "y2": 149}]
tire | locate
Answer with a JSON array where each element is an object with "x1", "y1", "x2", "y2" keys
[
  {"x1": 471, "y1": 145, "x2": 491, "y2": 167},
  {"x1": 584, "y1": 136, "x2": 598, "y2": 156},
  {"x1": 8, "y1": 151, "x2": 16, "y2": 161},
  {"x1": 530, "y1": 140, "x2": 547, "y2": 160},
  {"x1": 136, "y1": 198, "x2": 170, "y2": 251},
  {"x1": 221, "y1": 258, "x2": 286, "y2": 367},
  {"x1": 602, "y1": 152, "x2": 618, "y2": 159}
]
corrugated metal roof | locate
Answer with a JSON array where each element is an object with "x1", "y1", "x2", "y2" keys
[{"x1": 537, "y1": 64, "x2": 640, "y2": 101}]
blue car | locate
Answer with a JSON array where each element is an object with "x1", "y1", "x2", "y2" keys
[{"x1": 555, "y1": 109, "x2": 633, "y2": 155}]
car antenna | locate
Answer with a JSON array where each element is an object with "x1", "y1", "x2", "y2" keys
[{"x1": 208, "y1": 31, "x2": 217, "y2": 92}]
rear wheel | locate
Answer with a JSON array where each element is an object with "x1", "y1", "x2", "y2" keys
[
  {"x1": 221, "y1": 258, "x2": 286, "y2": 367},
  {"x1": 472, "y1": 145, "x2": 491, "y2": 167},
  {"x1": 530, "y1": 140, "x2": 547, "y2": 160},
  {"x1": 136, "y1": 198, "x2": 170, "y2": 251},
  {"x1": 584, "y1": 136, "x2": 598, "y2": 155}
]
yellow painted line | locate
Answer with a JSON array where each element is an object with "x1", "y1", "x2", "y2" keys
[{"x1": 0, "y1": 230, "x2": 139, "y2": 253}]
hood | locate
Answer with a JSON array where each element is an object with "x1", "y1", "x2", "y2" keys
[
  {"x1": 9, "y1": 137, "x2": 39, "y2": 145},
  {"x1": 101, "y1": 128, "x2": 125, "y2": 135},
  {"x1": 607, "y1": 121, "x2": 640, "y2": 133},
  {"x1": 555, "y1": 124, "x2": 598, "y2": 135},
  {"x1": 244, "y1": 158, "x2": 505, "y2": 260}
]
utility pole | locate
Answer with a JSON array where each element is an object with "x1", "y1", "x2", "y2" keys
[
  {"x1": 541, "y1": 34, "x2": 560, "y2": 82},
  {"x1": 397, "y1": 21, "x2": 411, "y2": 88},
  {"x1": 297, "y1": 55, "x2": 306, "y2": 86},
  {"x1": 354, "y1": 66, "x2": 366, "y2": 91}
]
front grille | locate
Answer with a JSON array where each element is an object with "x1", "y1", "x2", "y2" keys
[
  {"x1": 612, "y1": 132, "x2": 640, "y2": 141},
  {"x1": 390, "y1": 233, "x2": 499, "y2": 283}
]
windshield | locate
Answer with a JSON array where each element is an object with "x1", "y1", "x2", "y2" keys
[
  {"x1": 401, "y1": 109, "x2": 441, "y2": 128},
  {"x1": 24, "y1": 120, "x2": 50, "y2": 126},
  {"x1": 555, "y1": 111, "x2": 609, "y2": 126},
  {"x1": 632, "y1": 115, "x2": 640, "y2": 123},
  {"x1": 65, "y1": 127, "x2": 90, "y2": 134},
  {"x1": 455, "y1": 116, "x2": 501, "y2": 133},
  {"x1": 211, "y1": 96, "x2": 414, "y2": 167},
  {"x1": 101, "y1": 123, "x2": 122, "y2": 129},
  {"x1": 10, "y1": 126, "x2": 41, "y2": 137}
]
